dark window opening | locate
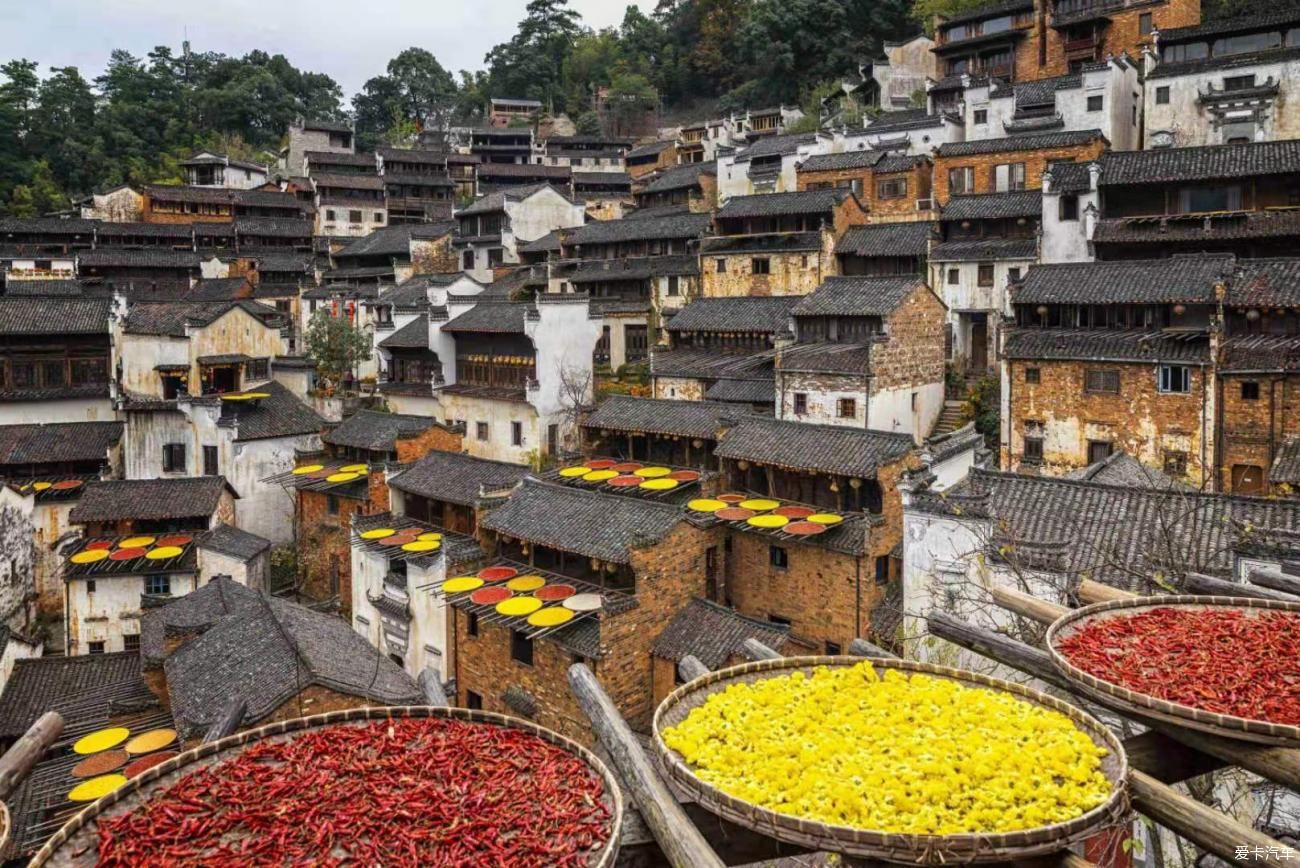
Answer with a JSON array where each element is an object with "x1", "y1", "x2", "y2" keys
[
  {"x1": 1025, "y1": 367, "x2": 1041, "y2": 384},
  {"x1": 793, "y1": 393, "x2": 808, "y2": 415},
  {"x1": 123, "y1": 634, "x2": 141, "y2": 652},
  {"x1": 1059, "y1": 195, "x2": 1079, "y2": 221},
  {"x1": 1241, "y1": 381, "x2": 1260, "y2": 400},
  {"x1": 511, "y1": 421, "x2": 523, "y2": 447},
  {"x1": 875, "y1": 555, "x2": 890, "y2": 584},
  {"x1": 467, "y1": 612, "x2": 479, "y2": 636},
  {"x1": 203, "y1": 445, "x2": 219, "y2": 476},
  {"x1": 977, "y1": 263, "x2": 995, "y2": 287},
  {"x1": 88, "y1": 641, "x2": 105, "y2": 655},
  {"x1": 752, "y1": 257, "x2": 771, "y2": 275},
  {"x1": 1156, "y1": 86, "x2": 1170, "y2": 105},
  {"x1": 1087, "y1": 440, "x2": 1113, "y2": 464},
  {"x1": 1087, "y1": 95, "x2": 1103, "y2": 112},
  {"x1": 162, "y1": 443, "x2": 186, "y2": 473},
  {"x1": 974, "y1": 109, "x2": 988, "y2": 125},
  {"x1": 837, "y1": 397, "x2": 857, "y2": 418},
  {"x1": 1164, "y1": 450, "x2": 1188, "y2": 477},
  {"x1": 511, "y1": 629, "x2": 534, "y2": 666},
  {"x1": 826, "y1": 641, "x2": 842, "y2": 655},
  {"x1": 1084, "y1": 369, "x2": 1120, "y2": 394},
  {"x1": 466, "y1": 690, "x2": 483, "y2": 709},
  {"x1": 769, "y1": 546, "x2": 788, "y2": 568}
]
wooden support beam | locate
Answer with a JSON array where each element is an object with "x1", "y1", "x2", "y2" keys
[
  {"x1": 1246, "y1": 567, "x2": 1300, "y2": 600},
  {"x1": 678, "y1": 655, "x2": 710, "y2": 683},
  {"x1": 0, "y1": 711, "x2": 64, "y2": 800},
  {"x1": 1129, "y1": 769, "x2": 1290, "y2": 862},
  {"x1": 1122, "y1": 731, "x2": 1224, "y2": 784},
  {"x1": 926, "y1": 610, "x2": 1069, "y2": 689},
  {"x1": 988, "y1": 585, "x2": 1068, "y2": 624},
  {"x1": 741, "y1": 638, "x2": 782, "y2": 661},
  {"x1": 847, "y1": 638, "x2": 898, "y2": 659},
  {"x1": 1075, "y1": 580, "x2": 1133, "y2": 604},
  {"x1": 1184, "y1": 572, "x2": 1297, "y2": 602},
  {"x1": 418, "y1": 670, "x2": 449, "y2": 707},
  {"x1": 568, "y1": 664, "x2": 725, "y2": 868}
]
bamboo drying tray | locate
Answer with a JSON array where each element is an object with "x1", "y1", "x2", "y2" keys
[
  {"x1": 652, "y1": 656, "x2": 1130, "y2": 864},
  {"x1": 30, "y1": 706, "x2": 623, "y2": 868},
  {"x1": 1047, "y1": 595, "x2": 1300, "y2": 747}
]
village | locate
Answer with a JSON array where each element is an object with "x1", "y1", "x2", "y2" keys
[{"x1": 0, "y1": 0, "x2": 1297, "y2": 864}]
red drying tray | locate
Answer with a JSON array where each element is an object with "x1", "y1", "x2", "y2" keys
[
  {"x1": 155, "y1": 534, "x2": 193, "y2": 547},
  {"x1": 611, "y1": 463, "x2": 642, "y2": 473},
  {"x1": 586, "y1": 459, "x2": 618, "y2": 470},
  {"x1": 535, "y1": 584, "x2": 577, "y2": 602},
  {"x1": 123, "y1": 751, "x2": 178, "y2": 778},
  {"x1": 717, "y1": 493, "x2": 747, "y2": 504},
  {"x1": 109, "y1": 548, "x2": 147, "y2": 561},
  {"x1": 607, "y1": 476, "x2": 643, "y2": 487},
  {"x1": 784, "y1": 521, "x2": 827, "y2": 536},
  {"x1": 51, "y1": 479, "x2": 84, "y2": 491},
  {"x1": 715, "y1": 508, "x2": 756, "y2": 521},
  {"x1": 83, "y1": 541, "x2": 114, "y2": 551},
  {"x1": 775, "y1": 506, "x2": 816, "y2": 519},
  {"x1": 668, "y1": 470, "x2": 700, "y2": 482},
  {"x1": 470, "y1": 586, "x2": 513, "y2": 606},
  {"x1": 479, "y1": 566, "x2": 518, "y2": 582}
]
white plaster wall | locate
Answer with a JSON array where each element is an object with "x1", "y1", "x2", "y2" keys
[
  {"x1": 777, "y1": 379, "x2": 870, "y2": 428},
  {"x1": 528, "y1": 299, "x2": 601, "y2": 420},
  {"x1": 862, "y1": 118, "x2": 963, "y2": 156},
  {"x1": 273, "y1": 367, "x2": 315, "y2": 399},
  {"x1": 350, "y1": 548, "x2": 449, "y2": 683},
  {"x1": 317, "y1": 203, "x2": 386, "y2": 237},
  {"x1": 928, "y1": 442, "x2": 978, "y2": 492},
  {"x1": 1041, "y1": 179, "x2": 1099, "y2": 264},
  {"x1": 438, "y1": 392, "x2": 542, "y2": 464},
  {"x1": 1145, "y1": 57, "x2": 1300, "y2": 148},
  {"x1": 0, "y1": 489, "x2": 79, "y2": 614},
  {"x1": 0, "y1": 398, "x2": 115, "y2": 426},
  {"x1": 197, "y1": 548, "x2": 255, "y2": 588},
  {"x1": 0, "y1": 634, "x2": 40, "y2": 692},
  {"x1": 932, "y1": 258, "x2": 1030, "y2": 320},
  {"x1": 385, "y1": 393, "x2": 441, "y2": 418},
  {"x1": 504, "y1": 188, "x2": 587, "y2": 251},
  {"x1": 67, "y1": 572, "x2": 200, "y2": 656},
  {"x1": 870, "y1": 381, "x2": 945, "y2": 443}
]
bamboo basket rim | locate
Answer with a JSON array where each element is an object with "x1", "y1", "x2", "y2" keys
[
  {"x1": 1, "y1": 800, "x2": 10, "y2": 861},
  {"x1": 29, "y1": 706, "x2": 623, "y2": 868},
  {"x1": 651, "y1": 656, "x2": 1131, "y2": 864},
  {"x1": 1046, "y1": 595, "x2": 1300, "y2": 747}
]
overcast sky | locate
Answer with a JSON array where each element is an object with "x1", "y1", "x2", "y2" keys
[{"x1": 0, "y1": 0, "x2": 649, "y2": 98}]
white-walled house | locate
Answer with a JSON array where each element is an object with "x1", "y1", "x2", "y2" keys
[
  {"x1": 1040, "y1": 163, "x2": 1100, "y2": 264},
  {"x1": 453, "y1": 184, "x2": 586, "y2": 284},
  {"x1": 181, "y1": 151, "x2": 270, "y2": 189},
  {"x1": 0, "y1": 626, "x2": 41, "y2": 693},
  {"x1": 859, "y1": 109, "x2": 965, "y2": 155},
  {"x1": 716, "y1": 134, "x2": 827, "y2": 202}
]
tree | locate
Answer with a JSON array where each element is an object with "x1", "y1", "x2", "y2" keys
[
  {"x1": 485, "y1": 0, "x2": 583, "y2": 111},
  {"x1": 354, "y1": 48, "x2": 458, "y2": 149},
  {"x1": 603, "y1": 73, "x2": 659, "y2": 136},
  {"x1": 304, "y1": 311, "x2": 372, "y2": 391},
  {"x1": 574, "y1": 111, "x2": 603, "y2": 136}
]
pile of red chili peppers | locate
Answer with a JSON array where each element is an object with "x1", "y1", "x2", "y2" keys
[
  {"x1": 1057, "y1": 606, "x2": 1300, "y2": 725},
  {"x1": 95, "y1": 719, "x2": 613, "y2": 867}
]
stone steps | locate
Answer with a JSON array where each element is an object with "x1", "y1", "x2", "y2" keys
[{"x1": 931, "y1": 400, "x2": 968, "y2": 437}]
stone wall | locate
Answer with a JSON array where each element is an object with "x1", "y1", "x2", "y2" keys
[
  {"x1": 1218, "y1": 373, "x2": 1300, "y2": 495},
  {"x1": 1041, "y1": 0, "x2": 1201, "y2": 79},
  {"x1": 410, "y1": 235, "x2": 459, "y2": 275},
  {"x1": 932, "y1": 139, "x2": 1107, "y2": 204},
  {"x1": 297, "y1": 488, "x2": 368, "y2": 616},
  {"x1": 395, "y1": 425, "x2": 464, "y2": 463}
]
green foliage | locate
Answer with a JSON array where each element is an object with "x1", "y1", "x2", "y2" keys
[
  {"x1": 353, "y1": 48, "x2": 458, "y2": 150},
  {"x1": 304, "y1": 311, "x2": 373, "y2": 389},
  {"x1": 574, "y1": 110, "x2": 604, "y2": 136},
  {"x1": 965, "y1": 375, "x2": 1002, "y2": 451},
  {"x1": 911, "y1": 0, "x2": 999, "y2": 32}
]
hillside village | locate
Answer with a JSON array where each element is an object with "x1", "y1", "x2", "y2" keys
[{"x1": 0, "y1": 0, "x2": 1298, "y2": 863}]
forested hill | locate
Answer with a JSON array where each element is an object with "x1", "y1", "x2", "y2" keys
[{"x1": 0, "y1": 0, "x2": 1269, "y2": 216}]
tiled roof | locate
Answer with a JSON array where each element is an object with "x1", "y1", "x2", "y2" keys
[
  {"x1": 518, "y1": 230, "x2": 562, "y2": 253},
  {"x1": 1148, "y1": 44, "x2": 1300, "y2": 79},
  {"x1": 199, "y1": 523, "x2": 272, "y2": 561},
  {"x1": 301, "y1": 118, "x2": 352, "y2": 133},
  {"x1": 0, "y1": 279, "x2": 89, "y2": 297},
  {"x1": 938, "y1": 129, "x2": 1104, "y2": 157},
  {"x1": 1099, "y1": 140, "x2": 1300, "y2": 185},
  {"x1": 567, "y1": 254, "x2": 699, "y2": 284},
  {"x1": 583, "y1": 395, "x2": 750, "y2": 439},
  {"x1": 1093, "y1": 210, "x2": 1300, "y2": 245},
  {"x1": 1047, "y1": 162, "x2": 1093, "y2": 194},
  {"x1": 1002, "y1": 328, "x2": 1212, "y2": 363},
  {"x1": 651, "y1": 599, "x2": 790, "y2": 668},
  {"x1": 716, "y1": 417, "x2": 914, "y2": 479},
  {"x1": 736, "y1": 133, "x2": 818, "y2": 160},
  {"x1": 798, "y1": 150, "x2": 884, "y2": 173},
  {"x1": 940, "y1": 0, "x2": 1033, "y2": 26},
  {"x1": 941, "y1": 191, "x2": 1041, "y2": 221},
  {"x1": 836, "y1": 222, "x2": 935, "y2": 257},
  {"x1": 379, "y1": 314, "x2": 429, "y2": 348},
  {"x1": 1219, "y1": 334, "x2": 1300, "y2": 373},
  {"x1": 638, "y1": 161, "x2": 717, "y2": 194},
  {"x1": 184, "y1": 277, "x2": 251, "y2": 301},
  {"x1": 1013, "y1": 254, "x2": 1232, "y2": 304},
  {"x1": 249, "y1": 252, "x2": 314, "y2": 273},
  {"x1": 157, "y1": 578, "x2": 421, "y2": 735},
  {"x1": 378, "y1": 280, "x2": 435, "y2": 312},
  {"x1": 863, "y1": 108, "x2": 946, "y2": 132},
  {"x1": 0, "y1": 421, "x2": 122, "y2": 466},
  {"x1": 717, "y1": 189, "x2": 852, "y2": 220},
  {"x1": 0, "y1": 216, "x2": 99, "y2": 235},
  {"x1": 323, "y1": 410, "x2": 438, "y2": 451},
  {"x1": 0, "y1": 652, "x2": 145, "y2": 739},
  {"x1": 230, "y1": 381, "x2": 324, "y2": 442},
  {"x1": 95, "y1": 221, "x2": 192, "y2": 237},
  {"x1": 458, "y1": 183, "x2": 567, "y2": 216},
  {"x1": 699, "y1": 232, "x2": 822, "y2": 254},
  {"x1": 573, "y1": 172, "x2": 633, "y2": 187},
  {"x1": 378, "y1": 146, "x2": 450, "y2": 165},
  {"x1": 875, "y1": 154, "x2": 929, "y2": 173},
  {"x1": 666, "y1": 296, "x2": 798, "y2": 333},
  {"x1": 776, "y1": 341, "x2": 875, "y2": 375},
  {"x1": 77, "y1": 249, "x2": 202, "y2": 269},
  {"x1": 1013, "y1": 73, "x2": 1081, "y2": 107},
  {"x1": 930, "y1": 238, "x2": 1037, "y2": 261},
  {"x1": 123, "y1": 299, "x2": 282, "y2": 336},
  {"x1": 703, "y1": 378, "x2": 776, "y2": 403},
  {"x1": 389, "y1": 450, "x2": 528, "y2": 506},
  {"x1": 311, "y1": 172, "x2": 384, "y2": 191},
  {"x1": 1229, "y1": 257, "x2": 1300, "y2": 308},
  {"x1": 69, "y1": 476, "x2": 232, "y2": 524},
  {"x1": 335, "y1": 224, "x2": 430, "y2": 259},
  {"x1": 1159, "y1": 8, "x2": 1300, "y2": 42},
  {"x1": 305, "y1": 150, "x2": 374, "y2": 167},
  {"x1": 441, "y1": 300, "x2": 532, "y2": 334},
  {"x1": 1271, "y1": 437, "x2": 1300, "y2": 484},
  {"x1": 793, "y1": 275, "x2": 922, "y2": 317},
  {"x1": 627, "y1": 141, "x2": 674, "y2": 159},
  {"x1": 909, "y1": 467, "x2": 1300, "y2": 590},
  {"x1": 650, "y1": 348, "x2": 775, "y2": 381},
  {"x1": 0, "y1": 297, "x2": 110, "y2": 334},
  {"x1": 562, "y1": 212, "x2": 711, "y2": 245},
  {"x1": 480, "y1": 477, "x2": 684, "y2": 564},
  {"x1": 235, "y1": 217, "x2": 314, "y2": 238},
  {"x1": 1065, "y1": 451, "x2": 1191, "y2": 490}
]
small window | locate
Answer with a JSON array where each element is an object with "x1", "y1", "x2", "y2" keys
[
  {"x1": 86, "y1": 579, "x2": 96, "y2": 594},
  {"x1": 1023, "y1": 435, "x2": 1044, "y2": 463},
  {"x1": 667, "y1": 275, "x2": 680, "y2": 296},
  {"x1": 716, "y1": 258, "x2": 727, "y2": 273},
  {"x1": 1084, "y1": 369, "x2": 1120, "y2": 394},
  {"x1": 977, "y1": 263, "x2": 995, "y2": 287},
  {"x1": 1158, "y1": 364, "x2": 1191, "y2": 394},
  {"x1": 769, "y1": 546, "x2": 788, "y2": 568},
  {"x1": 875, "y1": 555, "x2": 890, "y2": 584},
  {"x1": 1008, "y1": 267, "x2": 1021, "y2": 282},
  {"x1": 327, "y1": 494, "x2": 339, "y2": 515},
  {"x1": 326, "y1": 209, "x2": 336, "y2": 221},
  {"x1": 146, "y1": 575, "x2": 172, "y2": 596},
  {"x1": 203, "y1": 445, "x2": 219, "y2": 476},
  {"x1": 1156, "y1": 86, "x2": 1170, "y2": 105},
  {"x1": 793, "y1": 392, "x2": 808, "y2": 415},
  {"x1": 162, "y1": 442, "x2": 186, "y2": 473},
  {"x1": 973, "y1": 109, "x2": 988, "y2": 125},
  {"x1": 510, "y1": 421, "x2": 523, "y2": 447},
  {"x1": 837, "y1": 397, "x2": 857, "y2": 418},
  {"x1": 768, "y1": 613, "x2": 792, "y2": 626},
  {"x1": 1163, "y1": 450, "x2": 1188, "y2": 477},
  {"x1": 1132, "y1": 105, "x2": 1138, "y2": 126},
  {"x1": 476, "y1": 421, "x2": 489, "y2": 441},
  {"x1": 1241, "y1": 381, "x2": 1261, "y2": 400},
  {"x1": 1139, "y1": 12, "x2": 1153, "y2": 34},
  {"x1": 374, "y1": 212, "x2": 385, "y2": 224},
  {"x1": 1088, "y1": 440, "x2": 1113, "y2": 464},
  {"x1": 947, "y1": 267, "x2": 960, "y2": 285},
  {"x1": 462, "y1": 250, "x2": 474, "y2": 270},
  {"x1": 467, "y1": 612, "x2": 479, "y2": 637},
  {"x1": 511, "y1": 630, "x2": 533, "y2": 665},
  {"x1": 466, "y1": 690, "x2": 483, "y2": 710},
  {"x1": 1223, "y1": 74, "x2": 1256, "y2": 91},
  {"x1": 88, "y1": 641, "x2": 105, "y2": 655},
  {"x1": 1059, "y1": 195, "x2": 1079, "y2": 221},
  {"x1": 948, "y1": 166, "x2": 975, "y2": 195},
  {"x1": 1087, "y1": 95, "x2": 1104, "y2": 112},
  {"x1": 349, "y1": 209, "x2": 362, "y2": 223},
  {"x1": 123, "y1": 634, "x2": 141, "y2": 652},
  {"x1": 994, "y1": 162, "x2": 1026, "y2": 192},
  {"x1": 246, "y1": 358, "x2": 269, "y2": 380},
  {"x1": 826, "y1": 641, "x2": 842, "y2": 655},
  {"x1": 1025, "y1": 367, "x2": 1041, "y2": 384},
  {"x1": 876, "y1": 178, "x2": 907, "y2": 199},
  {"x1": 751, "y1": 257, "x2": 771, "y2": 275}
]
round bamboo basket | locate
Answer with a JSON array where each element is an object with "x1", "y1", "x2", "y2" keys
[
  {"x1": 1047, "y1": 595, "x2": 1300, "y2": 747},
  {"x1": 30, "y1": 706, "x2": 623, "y2": 868},
  {"x1": 652, "y1": 656, "x2": 1130, "y2": 864}
]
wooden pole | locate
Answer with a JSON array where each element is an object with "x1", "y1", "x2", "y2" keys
[
  {"x1": 0, "y1": 711, "x2": 63, "y2": 800},
  {"x1": 926, "y1": 610, "x2": 1069, "y2": 689},
  {"x1": 1075, "y1": 580, "x2": 1133, "y2": 604},
  {"x1": 1183, "y1": 572, "x2": 1296, "y2": 602},
  {"x1": 741, "y1": 638, "x2": 782, "y2": 661},
  {"x1": 678, "y1": 655, "x2": 710, "y2": 682},
  {"x1": 988, "y1": 585, "x2": 1068, "y2": 624},
  {"x1": 201, "y1": 699, "x2": 248, "y2": 745},
  {"x1": 847, "y1": 638, "x2": 898, "y2": 659},
  {"x1": 1128, "y1": 769, "x2": 1290, "y2": 862},
  {"x1": 1246, "y1": 566, "x2": 1300, "y2": 600},
  {"x1": 567, "y1": 664, "x2": 725, "y2": 868},
  {"x1": 418, "y1": 670, "x2": 449, "y2": 707}
]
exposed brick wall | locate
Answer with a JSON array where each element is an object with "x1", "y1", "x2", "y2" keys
[
  {"x1": 651, "y1": 376, "x2": 706, "y2": 401},
  {"x1": 1041, "y1": 0, "x2": 1201, "y2": 78},
  {"x1": 395, "y1": 425, "x2": 464, "y2": 463},
  {"x1": 297, "y1": 489, "x2": 367, "y2": 616},
  {"x1": 411, "y1": 235, "x2": 459, "y2": 275},
  {"x1": 697, "y1": 174, "x2": 719, "y2": 213},
  {"x1": 873, "y1": 286, "x2": 948, "y2": 392},
  {"x1": 796, "y1": 164, "x2": 932, "y2": 222},
  {"x1": 141, "y1": 196, "x2": 232, "y2": 225},
  {"x1": 1218, "y1": 373, "x2": 1300, "y2": 495},
  {"x1": 176, "y1": 684, "x2": 386, "y2": 749},
  {"x1": 702, "y1": 249, "x2": 828, "y2": 298},
  {"x1": 932, "y1": 139, "x2": 1107, "y2": 205}
]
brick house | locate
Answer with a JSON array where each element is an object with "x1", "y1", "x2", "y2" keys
[
  {"x1": 933, "y1": 129, "x2": 1109, "y2": 205},
  {"x1": 836, "y1": 222, "x2": 937, "y2": 279},
  {"x1": 701, "y1": 189, "x2": 868, "y2": 299},
  {"x1": 632, "y1": 161, "x2": 718, "y2": 212},
  {"x1": 452, "y1": 478, "x2": 715, "y2": 744},
  {"x1": 625, "y1": 141, "x2": 678, "y2": 179},
  {"x1": 777, "y1": 275, "x2": 948, "y2": 440},
  {"x1": 797, "y1": 151, "x2": 935, "y2": 221}
]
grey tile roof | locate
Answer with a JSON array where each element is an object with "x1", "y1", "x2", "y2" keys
[
  {"x1": 777, "y1": 341, "x2": 875, "y2": 375},
  {"x1": 1065, "y1": 451, "x2": 1191, "y2": 490},
  {"x1": 378, "y1": 146, "x2": 450, "y2": 165},
  {"x1": 798, "y1": 150, "x2": 884, "y2": 172},
  {"x1": 1013, "y1": 255, "x2": 1233, "y2": 304},
  {"x1": 1230, "y1": 257, "x2": 1300, "y2": 307},
  {"x1": 0, "y1": 216, "x2": 99, "y2": 235},
  {"x1": 651, "y1": 599, "x2": 790, "y2": 668},
  {"x1": 665, "y1": 297, "x2": 797, "y2": 333},
  {"x1": 158, "y1": 578, "x2": 422, "y2": 735},
  {"x1": 939, "y1": 0, "x2": 1033, "y2": 26},
  {"x1": 930, "y1": 238, "x2": 1037, "y2": 261},
  {"x1": 334, "y1": 225, "x2": 426, "y2": 259},
  {"x1": 519, "y1": 230, "x2": 562, "y2": 253},
  {"x1": 185, "y1": 277, "x2": 250, "y2": 301},
  {"x1": 380, "y1": 277, "x2": 443, "y2": 311},
  {"x1": 1271, "y1": 437, "x2": 1300, "y2": 484},
  {"x1": 389, "y1": 450, "x2": 528, "y2": 506},
  {"x1": 909, "y1": 467, "x2": 1300, "y2": 591},
  {"x1": 230, "y1": 381, "x2": 325, "y2": 442},
  {"x1": 717, "y1": 189, "x2": 852, "y2": 220},
  {"x1": 567, "y1": 254, "x2": 699, "y2": 284},
  {"x1": 70, "y1": 476, "x2": 232, "y2": 524},
  {"x1": 699, "y1": 232, "x2": 822, "y2": 255},
  {"x1": 584, "y1": 395, "x2": 751, "y2": 439},
  {"x1": 573, "y1": 172, "x2": 633, "y2": 187},
  {"x1": 323, "y1": 410, "x2": 438, "y2": 451},
  {"x1": 441, "y1": 300, "x2": 532, "y2": 334},
  {"x1": 1093, "y1": 210, "x2": 1300, "y2": 245},
  {"x1": 938, "y1": 129, "x2": 1104, "y2": 157},
  {"x1": 384, "y1": 172, "x2": 456, "y2": 187},
  {"x1": 199, "y1": 523, "x2": 272, "y2": 561},
  {"x1": 875, "y1": 154, "x2": 929, "y2": 173},
  {"x1": 863, "y1": 108, "x2": 947, "y2": 131},
  {"x1": 627, "y1": 141, "x2": 675, "y2": 159},
  {"x1": 638, "y1": 161, "x2": 717, "y2": 194},
  {"x1": 736, "y1": 133, "x2": 818, "y2": 160},
  {"x1": 1002, "y1": 328, "x2": 1212, "y2": 363},
  {"x1": 95, "y1": 221, "x2": 193, "y2": 237},
  {"x1": 1046, "y1": 162, "x2": 1093, "y2": 194},
  {"x1": 301, "y1": 118, "x2": 353, "y2": 133},
  {"x1": 941, "y1": 191, "x2": 1041, "y2": 221},
  {"x1": 0, "y1": 279, "x2": 89, "y2": 297},
  {"x1": 123, "y1": 299, "x2": 283, "y2": 336},
  {"x1": 379, "y1": 314, "x2": 429, "y2": 348},
  {"x1": 1098, "y1": 140, "x2": 1300, "y2": 185},
  {"x1": 562, "y1": 212, "x2": 711, "y2": 246},
  {"x1": 1159, "y1": 8, "x2": 1300, "y2": 43},
  {"x1": 0, "y1": 421, "x2": 122, "y2": 466},
  {"x1": 703, "y1": 378, "x2": 776, "y2": 403},
  {"x1": 234, "y1": 217, "x2": 314, "y2": 238},
  {"x1": 480, "y1": 477, "x2": 685, "y2": 564},
  {"x1": 716, "y1": 417, "x2": 914, "y2": 479},
  {"x1": 651, "y1": 348, "x2": 776, "y2": 381},
  {"x1": 311, "y1": 172, "x2": 384, "y2": 191},
  {"x1": 78, "y1": 249, "x2": 202, "y2": 269},
  {"x1": 1013, "y1": 73, "x2": 1082, "y2": 107},
  {"x1": 793, "y1": 275, "x2": 923, "y2": 317},
  {"x1": 836, "y1": 222, "x2": 935, "y2": 257},
  {"x1": 1219, "y1": 333, "x2": 1300, "y2": 373},
  {"x1": 249, "y1": 252, "x2": 314, "y2": 273},
  {"x1": 0, "y1": 652, "x2": 145, "y2": 739},
  {"x1": 1148, "y1": 44, "x2": 1300, "y2": 79},
  {"x1": 458, "y1": 183, "x2": 567, "y2": 216}
]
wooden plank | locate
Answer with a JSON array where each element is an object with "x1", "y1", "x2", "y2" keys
[
  {"x1": 1075, "y1": 580, "x2": 1134, "y2": 604},
  {"x1": 988, "y1": 585, "x2": 1068, "y2": 623},
  {"x1": 568, "y1": 663, "x2": 724, "y2": 868},
  {"x1": 741, "y1": 638, "x2": 782, "y2": 661},
  {"x1": 678, "y1": 655, "x2": 710, "y2": 683},
  {"x1": 201, "y1": 700, "x2": 247, "y2": 745},
  {"x1": 1129, "y1": 769, "x2": 1290, "y2": 861},
  {"x1": 847, "y1": 638, "x2": 898, "y2": 659},
  {"x1": 1122, "y1": 731, "x2": 1223, "y2": 784},
  {"x1": 0, "y1": 712, "x2": 64, "y2": 800},
  {"x1": 1247, "y1": 567, "x2": 1300, "y2": 600},
  {"x1": 1183, "y1": 572, "x2": 1296, "y2": 602},
  {"x1": 926, "y1": 610, "x2": 1069, "y2": 690}
]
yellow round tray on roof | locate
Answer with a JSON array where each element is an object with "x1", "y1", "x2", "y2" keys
[
  {"x1": 808, "y1": 513, "x2": 843, "y2": 526},
  {"x1": 583, "y1": 470, "x2": 619, "y2": 482},
  {"x1": 640, "y1": 478, "x2": 678, "y2": 491},
  {"x1": 418, "y1": 532, "x2": 443, "y2": 542},
  {"x1": 118, "y1": 536, "x2": 156, "y2": 549},
  {"x1": 634, "y1": 466, "x2": 671, "y2": 478},
  {"x1": 326, "y1": 472, "x2": 362, "y2": 483},
  {"x1": 402, "y1": 540, "x2": 441, "y2": 553},
  {"x1": 146, "y1": 546, "x2": 184, "y2": 561},
  {"x1": 339, "y1": 464, "x2": 369, "y2": 473},
  {"x1": 71, "y1": 549, "x2": 109, "y2": 565},
  {"x1": 74, "y1": 727, "x2": 130, "y2": 755},
  {"x1": 748, "y1": 514, "x2": 790, "y2": 529},
  {"x1": 559, "y1": 466, "x2": 592, "y2": 478},
  {"x1": 507, "y1": 575, "x2": 546, "y2": 592},
  {"x1": 360, "y1": 528, "x2": 396, "y2": 540},
  {"x1": 124, "y1": 728, "x2": 176, "y2": 755},
  {"x1": 739, "y1": 499, "x2": 780, "y2": 512},
  {"x1": 688, "y1": 499, "x2": 727, "y2": 513},
  {"x1": 292, "y1": 464, "x2": 324, "y2": 475},
  {"x1": 32, "y1": 481, "x2": 52, "y2": 492},
  {"x1": 496, "y1": 596, "x2": 544, "y2": 617},
  {"x1": 443, "y1": 576, "x2": 484, "y2": 594},
  {"x1": 528, "y1": 607, "x2": 576, "y2": 628},
  {"x1": 68, "y1": 774, "x2": 127, "y2": 803}
]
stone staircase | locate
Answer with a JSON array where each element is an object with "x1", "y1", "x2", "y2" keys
[{"x1": 931, "y1": 400, "x2": 968, "y2": 438}]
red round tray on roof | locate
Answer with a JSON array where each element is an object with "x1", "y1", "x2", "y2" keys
[
  {"x1": 123, "y1": 751, "x2": 178, "y2": 778},
  {"x1": 586, "y1": 459, "x2": 617, "y2": 470},
  {"x1": 775, "y1": 506, "x2": 816, "y2": 519},
  {"x1": 535, "y1": 584, "x2": 577, "y2": 602},
  {"x1": 51, "y1": 479, "x2": 84, "y2": 491},
  {"x1": 607, "y1": 476, "x2": 643, "y2": 487},
  {"x1": 716, "y1": 508, "x2": 756, "y2": 521},
  {"x1": 155, "y1": 535, "x2": 193, "y2": 547},
  {"x1": 83, "y1": 541, "x2": 113, "y2": 551},
  {"x1": 470, "y1": 586, "x2": 513, "y2": 606},
  {"x1": 611, "y1": 463, "x2": 642, "y2": 473},
  {"x1": 784, "y1": 521, "x2": 828, "y2": 536},
  {"x1": 717, "y1": 494, "x2": 747, "y2": 504},
  {"x1": 668, "y1": 470, "x2": 700, "y2": 482},
  {"x1": 478, "y1": 566, "x2": 518, "y2": 583},
  {"x1": 109, "y1": 548, "x2": 147, "y2": 562}
]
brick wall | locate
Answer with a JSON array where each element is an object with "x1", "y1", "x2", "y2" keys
[
  {"x1": 411, "y1": 235, "x2": 459, "y2": 275},
  {"x1": 297, "y1": 488, "x2": 367, "y2": 616},
  {"x1": 651, "y1": 376, "x2": 706, "y2": 401},
  {"x1": 395, "y1": 424, "x2": 464, "y2": 463},
  {"x1": 702, "y1": 249, "x2": 827, "y2": 298},
  {"x1": 1041, "y1": 0, "x2": 1201, "y2": 78},
  {"x1": 696, "y1": 174, "x2": 719, "y2": 213},
  {"x1": 1218, "y1": 373, "x2": 1300, "y2": 495},
  {"x1": 932, "y1": 138, "x2": 1107, "y2": 205},
  {"x1": 873, "y1": 285, "x2": 948, "y2": 392},
  {"x1": 796, "y1": 164, "x2": 932, "y2": 222}
]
